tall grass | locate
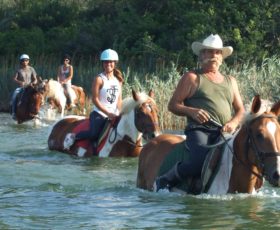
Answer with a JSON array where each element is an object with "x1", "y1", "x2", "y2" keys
[{"x1": 1, "y1": 56, "x2": 279, "y2": 130}]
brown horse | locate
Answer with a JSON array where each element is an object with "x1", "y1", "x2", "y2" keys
[
  {"x1": 48, "y1": 89, "x2": 160, "y2": 157},
  {"x1": 14, "y1": 83, "x2": 45, "y2": 124},
  {"x1": 43, "y1": 79, "x2": 86, "y2": 117},
  {"x1": 137, "y1": 95, "x2": 280, "y2": 194}
]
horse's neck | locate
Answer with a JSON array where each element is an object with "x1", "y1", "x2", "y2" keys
[
  {"x1": 48, "y1": 81, "x2": 65, "y2": 99},
  {"x1": 207, "y1": 139, "x2": 234, "y2": 195},
  {"x1": 118, "y1": 110, "x2": 141, "y2": 142},
  {"x1": 227, "y1": 130, "x2": 261, "y2": 194},
  {"x1": 98, "y1": 110, "x2": 140, "y2": 158}
]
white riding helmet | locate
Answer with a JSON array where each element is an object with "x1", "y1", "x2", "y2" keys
[
  {"x1": 19, "y1": 54, "x2": 30, "y2": 60},
  {"x1": 100, "y1": 49, "x2": 119, "y2": 61}
]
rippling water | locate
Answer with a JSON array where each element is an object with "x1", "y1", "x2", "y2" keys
[{"x1": 1, "y1": 112, "x2": 280, "y2": 229}]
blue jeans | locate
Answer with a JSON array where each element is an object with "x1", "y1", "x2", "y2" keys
[
  {"x1": 177, "y1": 126, "x2": 221, "y2": 178},
  {"x1": 11, "y1": 87, "x2": 23, "y2": 114},
  {"x1": 75, "y1": 111, "x2": 108, "y2": 142}
]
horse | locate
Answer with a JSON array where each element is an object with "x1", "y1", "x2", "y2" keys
[
  {"x1": 42, "y1": 79, "x2": 86, "y2": 117},
  {"x1": 48, "y1": 89, "x2": 160, "y2": 157},
  {"x1": 13, "y1": 82, "x2": 45, "y2": 124},
  {"x1": 137, "y1": 95, "x2": 280, "y2": 195}
]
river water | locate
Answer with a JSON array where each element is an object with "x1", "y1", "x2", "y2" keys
[{"x1": 1, "y1": 112, "x2": 280, "y2": 229}]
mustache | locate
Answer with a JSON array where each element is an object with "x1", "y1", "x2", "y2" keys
[{"x1": 201, "y1": 58, "x2": 222, "y2": 65}]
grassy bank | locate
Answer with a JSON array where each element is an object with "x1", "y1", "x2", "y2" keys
[{"x1": 1, "y1": 56, "x2": 279, "y2": 130}]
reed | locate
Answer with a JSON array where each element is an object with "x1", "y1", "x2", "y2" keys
[{"x1": 1, "y1": 56, "x2": 279, "y2": 130}]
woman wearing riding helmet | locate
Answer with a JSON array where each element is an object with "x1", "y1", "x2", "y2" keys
[
  {"x1": 11, "y1": 54, "x2": 37, "y2": 120},
  {"x1": 64, "y1": 49, "x2": 124, "y2": 152}
]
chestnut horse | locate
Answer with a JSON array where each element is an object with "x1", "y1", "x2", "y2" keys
[
  {"x1": 14, "y1": 83, "x2": 45, "y2": 124},
  {"x1": 43, "y1": 79, "x2": 86, "y2": 117},
  {"x1": 48, "y1": 89, "x2": 160, "y2": 157},
  {"x1": 137, "y1": 95, "x2": 280, "y2": 194}
]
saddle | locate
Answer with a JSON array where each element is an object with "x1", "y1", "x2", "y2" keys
[
  {"x1": 72, "y1": 116, "x2": 121, "y2": 156},
  {"x1": 158, "y1": 136, "x2": 231, "y2": 194}
]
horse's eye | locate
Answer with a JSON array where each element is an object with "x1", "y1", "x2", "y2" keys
[{"x1": 255, "y1": 132, "x2": 265, "y2": 141}]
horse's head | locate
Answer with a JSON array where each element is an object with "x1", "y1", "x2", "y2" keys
[
  {"x1": 237, "y1": 95, "x2": 280, "y2": 187},
  {"x1": 26, "y1": 84, "x2": 44, "y2": 115},
  {"x1": 121, "y1": 89, "x2": 160, "y2": 141},
  {"x1": 16, "y1": 84, "x2": 44, "y2": 124}
]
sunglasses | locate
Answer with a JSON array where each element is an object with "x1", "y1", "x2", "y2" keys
[
  {"x1": 21, "y1": 59, "x2": 29, "y2": 62},
  {"x1": 64, "y1": 59, "x2": 70, "y2": 62}
]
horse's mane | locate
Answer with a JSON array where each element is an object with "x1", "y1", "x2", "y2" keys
[
  {"x1": 120, "y1": 92, "x2": 155, "y2": 114},
  {"x1": 242, "y1": 99, "x2": 272, "y2": 125}
]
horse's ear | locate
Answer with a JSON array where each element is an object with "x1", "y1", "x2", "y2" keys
[
  {"x1": 251, "y1": 95, "x2": 261, "y2": 114},
  {"x1": 132, "y1": 89, "x2": 139, "y2": 101},
  {"x1": 148, "y1": 89, "x2": 154, "y2": 98},
  {"x1": 270, "y1": 100, "x2": 280, "y2": 116}
]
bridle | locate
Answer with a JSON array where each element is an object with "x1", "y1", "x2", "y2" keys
[
  {"x1": 108, "y1": 102, "x2": 159, "y2": 148},
  {"x1": 209, "y1": 115, "x2": 280, "y2": 180},
  {"x1": 244, "y1": 114, "x2": 280, "y2": 178},
  {"x1": 221, "y1": 114, "x2": 280, "y2": 180},
  {"x1": 134, "y1": 102, "x2": 159, "y2": 134}
]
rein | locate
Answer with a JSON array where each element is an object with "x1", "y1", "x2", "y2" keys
[
  {"x1": 108, "y1": 115, "x2": 143, "y2": 148},
  {"x1": 220, "y1": 132, "x2": 264, "y2": 180}
]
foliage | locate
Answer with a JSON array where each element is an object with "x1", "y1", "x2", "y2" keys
[
  {"x1": 0, "y1": 0, "x2": 279, "y2": 129},
  {"x1": 1, "y1": 56, "x2": 280, "y2": 130},
  {"x1": 0, "y1": 0, "x2": 278, "y2": 69}
]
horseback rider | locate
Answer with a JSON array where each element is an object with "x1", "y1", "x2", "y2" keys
[
  {"x1": 154, "y1": 34, "x2": 245, "y2": 191},
  {"x1": 64, "y1": 49, "x2": 124, "y2": 152},
  {"x1": 57, "y1": 54, "x2": 75, "y2": 108},
  {"x1": 11, "y1": 54, "x2": 37, "y2": 120}
]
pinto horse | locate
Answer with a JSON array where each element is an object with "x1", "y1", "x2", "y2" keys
[
  {"x1": 137, "y1": 95, "x2": 280, "y2": 195},
  {"x1": 48, "y1": 89, "x2": 160, "y2": 157},
  {"x1": 14, "y1": 83, "x2": 45, "y2": 124},
  {"x1": 43, "y1": 79, "x2": 86, "y2": 117}
]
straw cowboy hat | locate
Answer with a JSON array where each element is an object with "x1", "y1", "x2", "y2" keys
[{"x1": 191, "y1": 34, "x2": 233, "y2": 58}]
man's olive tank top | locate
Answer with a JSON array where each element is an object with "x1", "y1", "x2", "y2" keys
[{"x1": 184, "y1": 71, "x2": 234, "y2": 126}]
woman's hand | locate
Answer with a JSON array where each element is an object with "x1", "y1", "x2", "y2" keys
[{"x1": 107, "y1": 112, "x2": 117, "y2": 120}]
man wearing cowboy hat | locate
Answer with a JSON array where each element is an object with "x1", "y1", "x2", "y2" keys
[{"x1": 154, "y1": 34, "x2": 245, "y2": 192}]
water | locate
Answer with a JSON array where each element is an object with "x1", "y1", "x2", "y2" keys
[{"x1": 1, "y1": 112, "x2": 280, "y2": 229}]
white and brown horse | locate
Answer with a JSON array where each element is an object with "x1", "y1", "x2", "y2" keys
[
  {"x1": 14, "y1": 82, "x2": 45, "y2": 124},
  {"x1": 48, "y1": 89, "x2": 160, "y2": 157},
  {"x1": 137, "y1": 95, "x2": 280, "y2": 194},
  {"x1": 43, "y1": 79, "x2": 86, "y2": 117}
]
